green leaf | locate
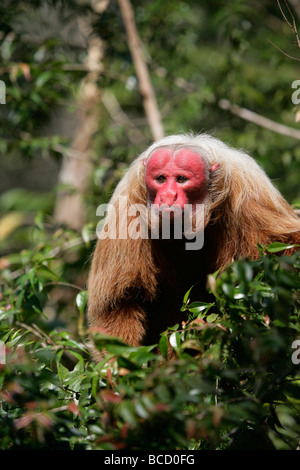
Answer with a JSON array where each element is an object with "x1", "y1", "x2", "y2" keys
[
  {"x1": 7, "y1": 329, "x2": 29, "y2": 348},
  {"x1": 36, "y1": 265, "x2": 59, "y2": 281},
  {"x1": 36, "y1": 71, "x2": 53, "y2": 88},
  {"x1": 206, "y1": 313, "x2": 219, "y2": 323},
  {"x1": 76, "y1": 291, "x2": 87, "y2": 314},
  {"x1": 57, "y1": 362, "x2": 69, "y2": 382},
  {"x1": 117, "y1": 356, "x2": 139, "y2": 371},
  {"x1": 183, "y1": 284, "x2": 195, "y2": 304},
  {"x1": 81, "y1": 224, "x2": 93, "y2": 244},
  {"x1": 266, "y1": 242, "x2": 299, "y2": 253},
  {"x1": 222, "y1": 282, "x2": 235, "y2": 298},
  {"x1": 169, "y1": 331, "x2": 181, "y2": 352},
  {"x1": 159, "y1": 334, "x2": 168, "y2": 360},
  {"x1": 118, "y1": 401, "x2": 136, "y2": 426},
  {"x1": 188, "y1": 301, "x2": 213, "y2": 315}
]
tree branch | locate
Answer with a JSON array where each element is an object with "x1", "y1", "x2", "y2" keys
[
  {"x1": 54, "y1": 35, "x2": 103, "y2": 230},
  {"x1": 270, "y1": 0, "x2": 300, "y2": 61},
  {"x1": 101, "y1": 89, "x2": 145, "y2": 145},
  {"x1": 288, "y1": 0, "x2": 300, "y2": 21},
  {"x1": 117, "y1": 0, "x2": 164, "y2": 141},
  {"x1": 219, "y1": 98, "x2": 300, "y2": 140}
]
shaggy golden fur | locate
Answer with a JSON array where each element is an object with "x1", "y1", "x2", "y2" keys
[{"x1": 87, "y1": 134, "x2": 300, "y2": 360}]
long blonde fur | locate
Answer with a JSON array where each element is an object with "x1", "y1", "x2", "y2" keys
[{"x1": 88, "y1": 134, "x2": 300, "y2": 355}]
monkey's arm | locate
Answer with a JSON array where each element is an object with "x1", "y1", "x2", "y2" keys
[
  {"x1": 87, "y1": 229, "x2": 158, "y2": 360},
  {"x1": 87, "y1": 293, "x2": 149, "y2": 362},
  {"x1": 88, "y1": 299, "x2": 147, "y2": 345}
]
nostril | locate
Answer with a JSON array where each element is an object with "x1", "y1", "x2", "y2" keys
[{"x1": 160, "y1": 192, "x2": 177, "y2": 206}]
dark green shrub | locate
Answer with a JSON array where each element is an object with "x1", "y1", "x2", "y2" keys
[{"x1": 0, "y1": 238, "x2": 299, "y2": 450}]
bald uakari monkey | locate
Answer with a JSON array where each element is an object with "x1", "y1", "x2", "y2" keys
[{"x1": 87, "y1": 134, "x2": 300, "y2": 360}]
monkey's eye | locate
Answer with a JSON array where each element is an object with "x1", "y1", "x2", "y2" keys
[
  {"x1": 156, "y1": 175, "x2": 166, "y2": 184},
  {"x1": 176, "y1": 175, "x2": 188, "y2": 183}
]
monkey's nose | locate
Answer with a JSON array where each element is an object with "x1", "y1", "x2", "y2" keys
[{"x1": 160, "y1": 190, "x2": 177, "y2": 206}]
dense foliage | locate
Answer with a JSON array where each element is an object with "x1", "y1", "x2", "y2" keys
[
  {"x1": 0, "y1": 237, "x2": 299, "y2": 450},
  {"x1": 0, "y1": 0, "x2": 300, "y2": 451}
]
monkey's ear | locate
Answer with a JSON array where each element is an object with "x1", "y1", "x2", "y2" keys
[
  {"x1": 142, "y1": 158, "x2": 147, "y2": 167},
  {"x1": 210, "y1": 163, "x2": 220, "y2": 172}
]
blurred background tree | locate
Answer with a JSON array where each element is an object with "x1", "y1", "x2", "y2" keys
[
  {"x1": 1, "y1": 0, "x2": 300, "y2": 229},
  {"x1": 0, "y1": 0, "x2": 300, "y2": 451}
]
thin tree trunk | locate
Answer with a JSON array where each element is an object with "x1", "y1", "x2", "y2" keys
[
  {"x1": 117, "y1": 0, "x2": 164, "y2": 141},
  {"x1": 287, "y1": 0, "x2": 300, "y2": 21},
  {"x1": 54, "y1": 1, "x2": 109, "y2": 230},
  {"x1": 54, "y1": 36, "x2": 103, "y2": 230}
]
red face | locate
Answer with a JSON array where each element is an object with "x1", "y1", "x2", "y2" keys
[{"x1": 145, "y1": 148, "x2": 208, "y2": 213}]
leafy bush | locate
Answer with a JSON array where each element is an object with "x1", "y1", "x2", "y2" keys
[{"x1": 0, "y1": 226, "x2": 299, "y2": 450}]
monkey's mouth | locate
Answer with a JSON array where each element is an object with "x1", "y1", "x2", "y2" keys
[
  {"x1": 153, "y1": 204, "x2": 183, "y2": 217},
  {"x1": 149, "y1": 204, "x2": 187, "y2": 226}
]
